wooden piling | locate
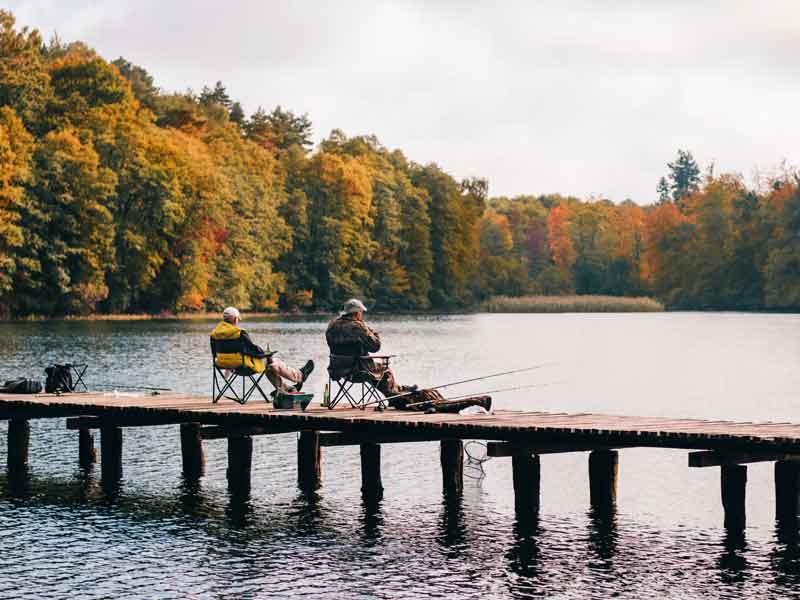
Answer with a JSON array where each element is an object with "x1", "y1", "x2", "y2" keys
[
  {"x1": 775, "y1": 460, "x2": 800, "y2": 522},
  {"x1": 721, "y1": 464, "x2": 747, "y2": 529},
  {"x1": 7, "y1": 418, "x2": 30, "y2": 476},
  {"x1": 297, "y1": 430, "x2": 321, "y2": 491},
  {"x1": 440, "y1": 439, "x2": 464, "y2": 495},
  {"x1": 180, "y1": 423, "x2": 205, "y2": 479},
  {"x1": 589, "y1": 450, "x2": 618, "y2": 508},
  {"x1": 360, "y1": 442, "x2": 383, "y2": 500},
  {"x1": 100, "y1": 426, "x2": 123, "y2": 483},
  {"x1": 78, "y1": 428, "x2": 97, "y2": 468},
  {"x1": 512, "y1": 453, "x2": 541, "y2": 514},
  {"x1": 227, "y1": 435, "x2": 253, "y2": 495}
]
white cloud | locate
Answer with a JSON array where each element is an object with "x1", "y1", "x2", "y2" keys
[{"x1": 6, "y1": 0, "x2": 800, "y2": 202}]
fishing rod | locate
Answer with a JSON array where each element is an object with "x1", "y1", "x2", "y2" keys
[
  {"x1": 95, "y1": 383, "x2": 172, "y2": 392},
  {"x1": 362, "y1": 362, "x2": 556, "y2": 408},
  {"x1": 424, "y1": 380, "x2": 566, "y2": 404}
]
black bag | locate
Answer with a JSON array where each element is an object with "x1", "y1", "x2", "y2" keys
[
  {"x1": 0, "y1": 378, "x2": 43, "y2": 394},
  {"x1": 45, "y1": 364, "x2": 74, "y2": 393}
]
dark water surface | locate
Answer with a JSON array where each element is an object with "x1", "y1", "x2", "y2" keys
[{"x1": 1, "y1": 313, "x2": 799, "y2": 599}]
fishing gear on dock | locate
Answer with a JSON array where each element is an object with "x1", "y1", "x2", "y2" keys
[
  {"x1": 95, "y1": 383, "x2": 172, "y2": 392},
  {"x1": 433, "y1": 381, "x2": 566, "y2": 404},
  {"x1": 362, "y1": 362, "x2": 556, "y2": 410}
]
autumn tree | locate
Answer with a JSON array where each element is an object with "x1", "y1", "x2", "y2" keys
[
  {"x1": 0, "y1": 106, "x2": 33, "y2": 314},
  {"x1": 657, "y1": 176, "x2": 670, "y2": 203},
  {"x1": 199, "y1": 81, "x2": 231, "y2": 108},
  {"x1": 246, "y1": 105, "x2": 313, "y2": 152},
  {"x1": 666, "y1": 149, "x2": 701, "y2": 207},
  {"x1": 112, "y1": 57, "x2": 158, "y2": 111},
  {"x1": 764, "y1": 178, "x2": 800, "y2": 308},
  {"x1": 23, "y1": 129, "x2": 117, "y2": 314},
  {"x1": 0, "y1": 10, "x2": 50, "y2": 127}
]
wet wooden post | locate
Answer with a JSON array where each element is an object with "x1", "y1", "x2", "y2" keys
[
  {"x1": 512, "y1": 453, "x2": 541, "y2": 514},
  {"x1": 775, "y1": 460, "x2": 800, "y2": 522},
  {"x1": 78, "y1": 428, "x2": 97, "y2": 468},
  {"x1": 297, "y1": 430, "x2": 321, "y2": 491},
  {"x1": 7, "y1": 418, "x2": 30, "y2": 476},
  {"x1": 180, "y1": 423, "x2": 205, "y2": 479},
  {"x1": 100, "y1": 426, "x2": 123, "y2": 483},
  {"x1": 360, "y1": 442, "x2": 383, "y2": 500},
  {"x1": 589, "y1": 450, "x2": 618, "y2": 509},
  {"x1": 227, "y1": 434, "x2": 253, "y2": 495},
  {"x1": 721, "y1": 464, "x2": 747, "y2": 529},
  {"x1": 440, "y1": 439, "x2": 464, "y2": 495}
]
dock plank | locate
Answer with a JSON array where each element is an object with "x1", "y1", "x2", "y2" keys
[{"x1": 2, "y1": 392, "x2": 800, "y2": 451}]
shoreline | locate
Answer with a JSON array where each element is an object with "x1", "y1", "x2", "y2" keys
[{"x1": 3, "y1": 306, "x2": 799, "y2": 323}]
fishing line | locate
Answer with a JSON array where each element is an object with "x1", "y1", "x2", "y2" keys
[
  {"x1": 440, "y1": 380, "x2": 566, "y2": 402},
  {"x1": 363, "y1": 362, "x2": 557, "y2": 408}
]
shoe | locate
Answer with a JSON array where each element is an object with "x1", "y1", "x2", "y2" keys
[{"x1": 294, "y1": 360, "x2": 314, "y2": 392}]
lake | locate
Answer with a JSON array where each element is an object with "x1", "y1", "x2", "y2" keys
[{"x1": 1, "y1": 313, "x2": 799, "y2": 599}]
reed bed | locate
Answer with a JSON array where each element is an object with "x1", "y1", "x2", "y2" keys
[{"x1": 483, "y1": 295, "x2": 664, "y2": 313}]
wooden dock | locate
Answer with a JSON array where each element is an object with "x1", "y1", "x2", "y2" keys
[{"x1": 3, "y1": 391, "x2": 800, "y2": 529}]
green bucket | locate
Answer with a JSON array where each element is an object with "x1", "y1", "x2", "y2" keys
[{"x1": 273, "y1": 391, "x2": 314, "y2": 411}]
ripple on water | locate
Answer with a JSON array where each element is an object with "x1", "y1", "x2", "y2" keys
[{"x1": 2, "y1": 315, "x2": 800, "y2": 598}]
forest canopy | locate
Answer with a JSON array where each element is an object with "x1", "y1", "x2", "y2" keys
[{"x1": 1, "y1": 10, "x2": 798, "y2": 317}]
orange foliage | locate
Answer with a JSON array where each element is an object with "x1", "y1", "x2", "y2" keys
[
  {"x1": 642, "y1": 202, "x2": 689, "y2": 285},
  {"x1": 547, "y1": 205, "x2": 575, "y2": 272}
]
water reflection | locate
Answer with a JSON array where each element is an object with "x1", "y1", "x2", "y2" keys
[
  {"x1": 507, "y1": 516, "x2": 541, "y2": 580},
  {"x1": 4, "y1": 468, "x2": 30, "y2": 499},
  {"x1": 772, "y1": 523, "x2": 800, "y2": 589},
  {"x1": 3, "y1": 314, "x2": 800, "y2": 598},
  {"x1": 290, "y1": 489, "x2": 326, "y2": 536},
  {"x1": 224, "y1": 494, "x2": 254, "y2": 529},
  {"x1": 587, "y1": 505, "x2": 618, "y2": 563},
  {"x1": 359, "y1": 496, "x2": 384, "y2": 546},
  {"x1": 718, "y1": 528, "x2": 748, "y2": 585}
]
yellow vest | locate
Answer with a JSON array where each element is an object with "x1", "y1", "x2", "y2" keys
[{"x1": 210, "y1": 321, "x2": 266, "y2": 373}]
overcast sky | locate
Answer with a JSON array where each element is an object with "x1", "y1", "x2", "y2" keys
[{"x1": 7, "y1": 0, "x2": 800, "y2": 202}]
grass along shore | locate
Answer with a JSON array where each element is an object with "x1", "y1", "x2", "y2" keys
[
  {"x1": 5, "y1": 295, "x2": 664, "y2": 321},
  {"x1": 483, "y1": 295, "x2": 664, "y2": 313}
]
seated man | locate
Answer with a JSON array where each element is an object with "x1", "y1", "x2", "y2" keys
[
  {"x1": 325, "y1": 298, "x2": 421, "y2": 407},
  {"x1": 211, "y1": 307, "x2": 314, "y2": 394}
]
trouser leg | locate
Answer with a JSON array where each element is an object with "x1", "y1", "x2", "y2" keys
[
  {"x1": 375, "y1": 368, "x2": 403, "y2": 396},
  {"x1": 267, "y1": 358, "x2": 303, "y2": 391}
]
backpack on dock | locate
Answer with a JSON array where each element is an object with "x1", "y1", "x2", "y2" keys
[
  {"x1": 0, "y1": 378, "x2": 43, "y2": 394},
  {"x1": 45, "y1": 364, "x2": 75, "y2": 393}
]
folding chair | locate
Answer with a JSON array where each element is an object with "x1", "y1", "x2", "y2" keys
[
  {"x1": 68, "y1": 363, "x2": 88, "y2": 392},
  {"x1": 327, "y1": 354, "x2": 393, "y2": 410},
  {"x1": 210, "y1": 337, "x2": 271, "y2": 405}
]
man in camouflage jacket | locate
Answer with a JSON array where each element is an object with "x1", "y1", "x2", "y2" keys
[{"x1": 325, "y1": 298, "x2": 418, "y2": 404}]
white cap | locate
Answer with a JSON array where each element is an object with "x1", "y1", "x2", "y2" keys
[
  {"x1": 343, "y1": 298, "x2": 367, "y2": 314},
  {"x1": 223, "y1": 306, "x2": 241, "y2": 322}
]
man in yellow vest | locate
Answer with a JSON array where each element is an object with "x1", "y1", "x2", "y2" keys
[{"x1": 211, "y1": 307, "x2": 314, "y2": 393}]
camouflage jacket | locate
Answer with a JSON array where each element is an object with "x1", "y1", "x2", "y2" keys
[{"x1": 325, "y1": 314, "x2": 381, "y2": 356}]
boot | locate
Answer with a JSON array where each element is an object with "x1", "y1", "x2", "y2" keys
[{"x1": 293, "y1": 360, "x2": 315, "y2": 392}]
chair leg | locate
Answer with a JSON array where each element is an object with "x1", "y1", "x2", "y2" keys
[
  {"x1": 250, "y1": 373, "x2": 270, "y2": 403},
  {"x1": 330, "y1": 379, "x2": 357, "y2": 409},
  {"x1": 214, "y1": 370, "x2": 244, "y2": 404}
]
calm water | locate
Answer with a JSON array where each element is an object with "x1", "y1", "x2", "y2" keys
[{"x1": 1, "y1": 313, "x2": 800, "y2": 599}]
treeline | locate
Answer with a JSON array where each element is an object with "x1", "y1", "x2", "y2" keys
[{"x1": 0, "y1": 11, "x2": 798, "y2": 317}]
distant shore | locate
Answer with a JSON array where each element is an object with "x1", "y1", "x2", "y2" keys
[
  {"x1": 2, "y1": 295, "x2": 671, "y2": 322},
  {"x1": 482, "y1": 295, "x2": 664, "y2": 313}
]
